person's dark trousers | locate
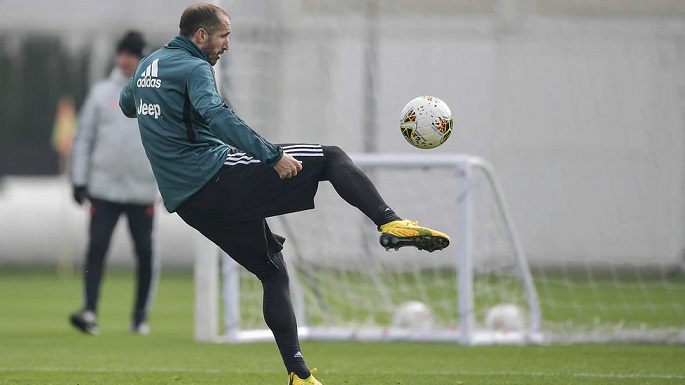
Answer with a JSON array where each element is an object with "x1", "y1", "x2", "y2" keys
[
  {"x1": 176, "y1": 144, "x2": 400, "y2": 377},
  {"x1": 83, "y1": 198, "x2": 157, "y2": 324}
]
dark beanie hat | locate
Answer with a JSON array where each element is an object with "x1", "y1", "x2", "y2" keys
[{"x1": 116, "y1": 30, "x2": 146, "y2": 57}]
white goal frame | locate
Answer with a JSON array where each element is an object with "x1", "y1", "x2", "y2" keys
[{"x1": 194, "y1": 153, "x2": 543, "y2": 345}]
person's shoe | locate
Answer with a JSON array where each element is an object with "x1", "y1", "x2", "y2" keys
[
  {"x1": 288, "y1": 368, "x2": 323, "y2": 385},
  {"x1": 69, "y1": 310, "x2": 98, "y2": 335},
  {"x1": 379, "y1": 219, "x2": 450, "y2": 252},
  {"x1": 130, "y1": 320, "x2": 150, "y2": 335}
]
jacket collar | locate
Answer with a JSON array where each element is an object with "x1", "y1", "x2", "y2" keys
[{"x1": 165, "y1": 35, "x2": 207, "y2": 61}]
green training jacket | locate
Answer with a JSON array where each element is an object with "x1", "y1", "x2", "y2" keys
[{"x1": 119, "y1": 35, "x2": 283, "y2": 212}]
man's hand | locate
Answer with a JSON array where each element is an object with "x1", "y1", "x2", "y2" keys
[
  {"x1": 73, "y1": 185, "x2": 89, "y2": 205},
  {"x1": 273, "y1": 153, "x2": 303, "y2": 179}
]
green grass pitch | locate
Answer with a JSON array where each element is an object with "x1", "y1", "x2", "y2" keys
[{"x1": 1, "y1": 270, "x2": 684, "y2": 384}]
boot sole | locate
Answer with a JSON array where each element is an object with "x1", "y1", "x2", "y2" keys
[{"x1": 379, "y1": 233, "x2": 450, "y2": 252}]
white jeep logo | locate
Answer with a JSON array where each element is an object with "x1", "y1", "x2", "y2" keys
[{"x1": 137, "y1": 99, "x2": 161, "y2": 119}]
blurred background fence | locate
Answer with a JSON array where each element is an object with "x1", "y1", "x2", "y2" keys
[{"x1": 0, "y1": 0, "x2": 684, "y2": 271}]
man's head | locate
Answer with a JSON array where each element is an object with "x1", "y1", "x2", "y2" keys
[
  {"x1": 179, "y1": 3, "x2": 231, "y2": 66},
  {"x1": 116, "y1": 31, "x2": 146, "y2": 78}
]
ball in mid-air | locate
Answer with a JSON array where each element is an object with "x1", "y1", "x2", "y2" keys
[{"x1": 400, "y1": 96, "x2": 453, "y2": 149}]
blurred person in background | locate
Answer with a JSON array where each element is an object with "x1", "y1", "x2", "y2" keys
[
  {"x1": 51, "y1": 95, "x2": 77, "y2": 174},
  {"x1": 69, "y1": 31, "x2": 159, "y2": 335}
]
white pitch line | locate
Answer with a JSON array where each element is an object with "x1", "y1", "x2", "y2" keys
[
  {"x1": 0, "y1": 367, "x2": 684, "y2": 380},
  {"x1": 455, "y1": 371, "x2": 685, "y2": 380}
]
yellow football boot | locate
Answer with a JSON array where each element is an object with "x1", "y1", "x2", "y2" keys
[
  {"x1": 288, "y1": 368, "x2": 323, "y2": 385},
  {"x1": 379, "y1": 219, "x2": 450, "y2": 252}
]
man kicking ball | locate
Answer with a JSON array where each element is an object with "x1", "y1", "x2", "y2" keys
[{"x1": 119, "y1": 3, "x2": 449, "y2": 384}]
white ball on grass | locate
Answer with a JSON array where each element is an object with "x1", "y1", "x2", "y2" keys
[
  {"x1": 392, "y1": 301, "x2": 434, "y2": 330},
  {"x1": 484, "y1": 303, "x2": 526, "y2": 332}
]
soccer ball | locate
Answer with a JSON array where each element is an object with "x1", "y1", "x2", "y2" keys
[
  {"x1": 391, "y1": 300, "x2": 434, "y2": 330},
  {"x1": 399, "y1": 96, "x2": 453, "y2": 149},
  {"x1": 484, "y1": 303, "x2": 525, "y2": 332}
]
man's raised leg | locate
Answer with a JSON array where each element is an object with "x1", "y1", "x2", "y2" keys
[{"x1": 319, "y1": 145, "x2": 450, "y2": 252}]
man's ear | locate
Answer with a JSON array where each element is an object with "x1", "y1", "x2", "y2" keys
[{"x1": 195, "y1": 28, "x2": 208, "y2": 45}]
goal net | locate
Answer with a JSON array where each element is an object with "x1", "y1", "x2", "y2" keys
[
  {"x1": 195, "y1": 154, "x2": 542, "y2": 344},
  {"x1": 200, "y1": 0, "x2": 685, "y2": 344}
]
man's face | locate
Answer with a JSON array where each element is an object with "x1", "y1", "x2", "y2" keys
[
  {"x1": 116, "y1": 51, "x2": 141, "y2": 78},
  {"x1": 202, "y1": 14, "x2": 231, "y2": 66}
]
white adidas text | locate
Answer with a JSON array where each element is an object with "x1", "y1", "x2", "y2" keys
[
  {"x1": 137, "y1": 77, "x2": 161, "y2": 88},
  {"x1": 137, "y1": 58, "x2": 161, "y2": 88}
]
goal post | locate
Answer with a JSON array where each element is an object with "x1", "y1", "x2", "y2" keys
[{"x1": 194, "y1": 153, "x2": 543, "y2": 345}]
